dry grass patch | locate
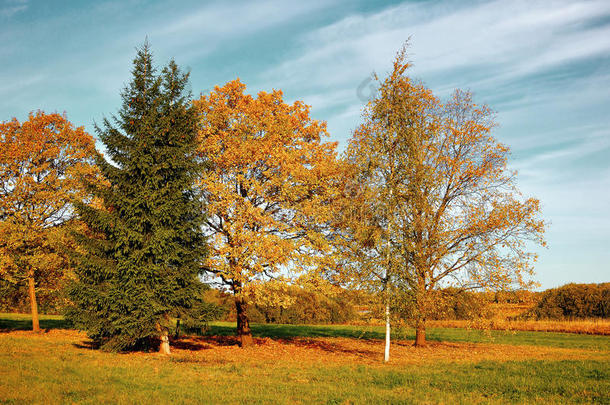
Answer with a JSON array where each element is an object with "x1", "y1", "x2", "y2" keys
[
  {"x1": 428, "y1": 318, "x2": 610, "y2": 335},
  {"x1": 4, "y1": 328, "x2": 607, "y2": 367}
]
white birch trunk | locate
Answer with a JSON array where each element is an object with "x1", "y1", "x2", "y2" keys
[{"x1": 384, "y1": 300, "x2": 390, "y2": 362}]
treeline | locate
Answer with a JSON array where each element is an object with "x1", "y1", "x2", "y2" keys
[
  {"x1": 204, "y1": 286, "x2": 363, "y2": 325},
  {"x1": 0, "y1": 280, "x2": 67, "y2": 314},
  {"x1": 525, "y1": 283, "x2": 610, "y2": 320},
  {"x1": 2, "y1": 278, "x2": 608, "y2": 325},
  {"x1": 209, "y1": 282, "x2": 609, "y2": 324}
]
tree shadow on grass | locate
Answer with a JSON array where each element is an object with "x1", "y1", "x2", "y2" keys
[
  {"x1": 172, "y1": 335, "x2": 240, "y2": 351},
  {"x1": 171, "y1": 333, "x2": 381, "y2": 358},
  {"x1": 205, "y1": 323, "x2": 390, "y2": 340},
  {"x1": 203, "y1": 323, "x2": 446, "y2": 344},
  {"x1": 278, "y1": 337, "x2": 380, "y2": 357},
  {"x1": 0, "y1": 316, "x2": 71, "y2": 333}
]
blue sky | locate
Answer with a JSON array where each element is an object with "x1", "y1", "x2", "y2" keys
[{"x1": 1, "y1": 0, "x2": 609, "y2": 289}]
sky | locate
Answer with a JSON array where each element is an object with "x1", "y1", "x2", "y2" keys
[{"x1": 1, "y1": 0, "x2": 609, "y2": 289}]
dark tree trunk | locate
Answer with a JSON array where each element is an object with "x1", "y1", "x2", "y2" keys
[
  {"x1": 174, "y1": 317, "x2": 181, "y2": 339},
  {"x1": 28, "y1": 270, "x2": 40, "y2": 333},
  {"x1": 234, "y1": 294, "x2": 253, "y2": 347},
  {"x1": 414, "y1": 266, "x2": 427, "y2": 347},
  {"x1": 415, "y1": 317, "x2": 426, "y2": 347}
]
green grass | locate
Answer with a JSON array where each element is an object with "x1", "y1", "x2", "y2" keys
[
  {"x1": 0, "y1": 312, "x2": 69, "y2": 331},
  {"x1": 205, "y1": 322, "x2": 610, "y2": 351},
  {"x1": 0, "y1": 332, "x2": 607, "y2": 404},
  {"x1": 1, "y1": 314, "x2": 609, "y2": 404}
]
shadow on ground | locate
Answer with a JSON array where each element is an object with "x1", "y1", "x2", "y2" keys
[
  {"x1": 0, "y1": 317, "x2": 71, "y2": 333},
  {"x1": 203, "y1": 323, "x2": 427, "y2": 342},
  {"x1": 171, "y1": 334, "x2": 381, "y2": 358}
]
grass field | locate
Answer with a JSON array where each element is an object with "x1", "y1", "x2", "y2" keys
[
  {"x1": 1, "y1": 314, "x2": 608, "y2": 404},
  {"x1": 427, "y1": 318, "x2": 610, "y2": 336}
]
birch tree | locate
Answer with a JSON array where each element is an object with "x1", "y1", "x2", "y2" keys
[{"x1": 343, "y1": 46, "x2": 546, "y2": 347}]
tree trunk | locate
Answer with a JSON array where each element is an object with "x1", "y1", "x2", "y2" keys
[
  {"x1": 174, "y1": 317, "x2": 181, "y2": 339},
  {"x1": 415, "y1": 318, "x2": 426, "y2": 347},
  {"x1": 384, "y1": 299, "x2": 390, "y2": 362},
  {"x1": 235, "y1": 295, "x2": 253, "y2": 347},
  {"x1": 414, "y1": 266, "x2": 427, "y2": 347},
  {"x1": 384, "y1": 186, "x2": 393, "y2": 362},
  {"x1": 27, "y1": 270, "x2": 40, "y2": 333},
  {"x1": 157, "y1": 320, "x2": 171, "y2": 355}
]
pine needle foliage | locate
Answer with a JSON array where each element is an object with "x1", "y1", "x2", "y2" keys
[{"x1": 67, "y1": 43, "x2": 207, "y2": 351}]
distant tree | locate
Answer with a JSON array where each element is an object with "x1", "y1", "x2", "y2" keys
[
  {"x1": 193, "y1": 80, "x2": 340, "y2": 346},
  {"x1": 343, "y1": 46, "x2": 546, "y2": 347},
  {"x1": 67, "y1": 43, "x2": 207, "y2": 353},
  {"x1": 0, "y1": 112, "x2": 97, "y2": 331},
  {"x1": 248, "y1": 280, "x2": 359, "y2": 325},
  {"x1": 529, "y1": 283, "x2": 610, "y2": 319}
]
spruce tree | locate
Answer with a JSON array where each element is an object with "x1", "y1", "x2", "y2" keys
[{"x1": 67, "y1": 43, "x2": 206, "y2": 353}]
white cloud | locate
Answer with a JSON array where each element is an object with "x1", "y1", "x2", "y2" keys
[
  {"x1": 253, "y1": 0, "x2": 610, "y2": 287},
  {"x1": 0, "y1": 0, "x2": 27, "y2": 18},
  {"x1": 259, "y1": 0, "x2": 610, "y2": 111}
]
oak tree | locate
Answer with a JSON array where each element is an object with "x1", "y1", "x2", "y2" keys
[
  {"x1": 194, "y1": 79, "x2": 339, "y2": 346},
  {"x1": 0, "y1": 111, "x2": 97, "y2": 332}
]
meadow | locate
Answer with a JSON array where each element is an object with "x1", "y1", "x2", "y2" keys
[{"x1": 1, "y1": 313, "x2": 609, "y2": 404}]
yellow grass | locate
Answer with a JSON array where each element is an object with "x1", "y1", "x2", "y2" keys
[{"x1": 428, "y1": 318, "x2": 610, "y2": 335}]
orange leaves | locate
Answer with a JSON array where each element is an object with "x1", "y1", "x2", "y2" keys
[
  {"x1": 0, "y1": 111, "x2": 99, "y2": 284},
  {"x1": 193, "y1": 80, "x2": 341, "y2": 298}
]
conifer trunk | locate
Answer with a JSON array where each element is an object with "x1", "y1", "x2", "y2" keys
[
  {"x1": 27, "y1": 269, "x2": 40, "y2": 333},
  {"x1": 157, "y1": 319, "x2": 171, "y2": 355}
]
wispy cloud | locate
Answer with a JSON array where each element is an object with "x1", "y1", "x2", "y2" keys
[
  {"x1": 0, "y1": 0, "x2": 335, "y2": 119},
  {"x1": 259, "y1": 0, "x2": 610, "y2": 104},
  {"x1": 0, "y1": 0, "x2": 27, "y2": 18},
  {"x1": 251, "y1": 0, "x2": 610, "y2": 287}
]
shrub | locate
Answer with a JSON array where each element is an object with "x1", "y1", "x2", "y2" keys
[
  {"x1": 252, "y1": 287, "x2": 359, "y2": 325},
  {"x1": 527, "y1": 283, "x2": 610, "y2": 319},
  {"x1": 392, "y1": 288, "x2": 492, "y2": 321}
]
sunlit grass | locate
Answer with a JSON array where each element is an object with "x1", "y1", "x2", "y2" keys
[
  {"x1": 205, "y1": 321, "x2": 610, "y2": 351},
  {"x1": 1, "y1": 330, "x2": 608, "y2": 404},
  {"x1": 1, "y1": 313, "x2": 608, "y2": 404},
  {"x1": 428, "y1": 318, "x2": 610, "y2": 335}
]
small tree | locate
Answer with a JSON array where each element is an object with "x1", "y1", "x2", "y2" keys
[
  {"x1": 68, "y1": 43, "x2": 206, "y2": 353},
  {"x1": 194, "y1": 79, "x2": 340, "y2": 346},
  {"x1": 345, "y1": 46, "x2": 546, "y2": 347},
  {"x1": 335, "y1": 67, "x2": 426, "y2": 360},
  {"x1": 0, "y1": 112, "x2": 97, "y2": 331}
]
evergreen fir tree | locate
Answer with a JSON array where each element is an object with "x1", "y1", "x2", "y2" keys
[{"x1": 67, "y1": 43, "x2": 206, "y2": 352}]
